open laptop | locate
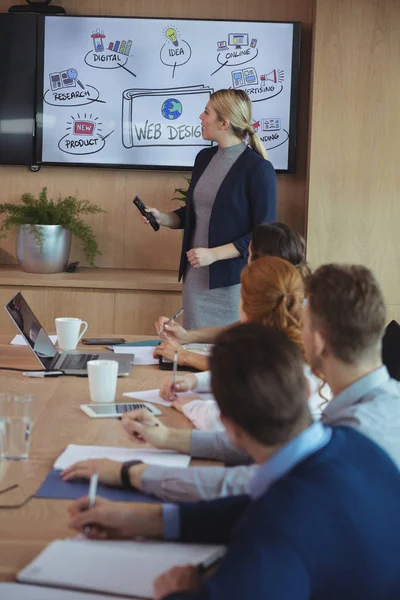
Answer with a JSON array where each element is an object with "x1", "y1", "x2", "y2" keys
[{"x1": 5, "y1": 292, "x2": 134, "y2": 376}]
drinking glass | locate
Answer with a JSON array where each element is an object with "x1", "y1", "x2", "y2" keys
[{"x1": 0, "y1": 393, "x2": 34, "y2": 460}]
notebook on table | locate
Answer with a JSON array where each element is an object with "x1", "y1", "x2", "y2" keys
[
  {"x1": 17, "y1": 538, "x2": 225, "y2": 599},
  {"x1": 0, "y1": 583, "x2": 122, "y2": 599}
]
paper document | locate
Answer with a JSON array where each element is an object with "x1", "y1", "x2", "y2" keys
[
  {"x1": 0, "y1": 583, "x2": 121, "y2": 599},
  {"x1": 54, "y1": 444, "x2": 191, "y2": 470},
  {"x1": 17, "y1": 538, "x2": 225, "y2": 599},
  {"x1": 11, "y1": 334, "x2": 57, "y2": 346},
  {"x1": 123, "y1": 388, "x2": 214, "y2": 407},
  {"x1": 110, "y1": 345, "x2": 158, "y2": 365}
]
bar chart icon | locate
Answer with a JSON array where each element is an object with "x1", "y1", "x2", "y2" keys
[{"x1": 108, "y1": 39, "x2": 132, "y2": 55}]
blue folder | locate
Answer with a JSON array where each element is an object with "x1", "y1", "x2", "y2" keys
[
  {"x1": 107, "y1": 339, "x2": 160, "y2": 349},
  {"x1": 35, "y1": 469, "x2": 160, "y2": 503}
]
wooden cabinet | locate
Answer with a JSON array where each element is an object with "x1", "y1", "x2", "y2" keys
[{"x1": 0, "y1": 267, "x2": 182, "y2": 336}]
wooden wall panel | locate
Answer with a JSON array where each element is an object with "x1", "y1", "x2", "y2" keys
[
  {"x1": 0, "y1": 287, "x2": 115, "y2": 335},
  {"x1": 307, "y1": 0, "x2": 400, "y2": 307},
  {"x1": 114, "y1": 290, "x2": 182, "y2": 335},
  {"x1": 0, "y1": 0, "x2": 314, "y2": 270},
  {"x1": 386, "y1": 306, "x2": 400, "y2": 326},
  {"x1": 0, "y1": 285, "x2": 181, "y2": 336}
]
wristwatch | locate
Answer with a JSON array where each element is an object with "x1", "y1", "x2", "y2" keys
[{"x1": 120, "y1": 460, "x2": 143, "y2": 489}]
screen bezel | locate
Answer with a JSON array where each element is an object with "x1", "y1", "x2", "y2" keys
[
  {"x1": 0, "y1": 14, "x2": 39, "y2": 166},
  {"x1": 35, "y1": 16, "x2": 301, "y2": 174}
]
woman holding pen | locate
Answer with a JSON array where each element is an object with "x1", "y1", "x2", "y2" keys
[
  {"x1": 139, "y1": 89, "x2": 276, "y2": 330},
  {"x1": 161, "y1": 256, "x2": 329, "y2": 430},
  {"x1": 154, "y1": 222, "x2": 310, "y2": 370}
]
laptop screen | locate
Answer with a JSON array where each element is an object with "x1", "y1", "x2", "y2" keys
[{"x1": 5, "y1": 292, "x2": 58, "y2": 369}]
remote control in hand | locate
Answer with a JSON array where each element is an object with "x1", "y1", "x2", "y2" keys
[{"x1": 133, "y1": 196, "x2": 160, "y2": 231}]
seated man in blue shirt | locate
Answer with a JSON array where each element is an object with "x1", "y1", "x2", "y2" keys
[{"x1": 68, "y1": 324, "x2": 400, "y2": 600}]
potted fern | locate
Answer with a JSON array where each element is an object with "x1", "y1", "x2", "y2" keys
[
  {"x1": 0, "y1": 188, "x2": 104, "y2": 273},
  {"x1": 171, "y1": 176, "x2": 191, "y2": 204}
]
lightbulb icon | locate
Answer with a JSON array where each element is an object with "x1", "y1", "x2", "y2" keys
[{"x1": 166, "y1": 28, "x2": 179, "y2": 47}]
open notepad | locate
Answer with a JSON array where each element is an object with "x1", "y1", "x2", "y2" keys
[
  {"x1": 109, "y1": 343, "x2": 212, "y2": 366},
  {"x1": 109, "y1": 346, "x2": 158, "y2": 365},
  {"x1": 17, "y1": 538, "x2": 225, "y2": 599},
  {"x1": 54, "y1": 445, "x2": 191, "y2": 470},
  {"x1": 0, "y1": 583, "x2": 122, "y2": 599}
]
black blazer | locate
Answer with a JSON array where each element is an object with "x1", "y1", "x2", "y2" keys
[{"x1": 174, "y1": 145, "x2": 277, "y2": 289}]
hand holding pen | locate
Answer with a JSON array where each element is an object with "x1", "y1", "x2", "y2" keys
[
  {"x1": 83, "y1": 471, "x2": 98, "y2": 535},
  {"x1": 171, "y1": 350, "x2": 178, "y2": 394},
  {"x1": 153, "y1": 548, "x2": 226, "y2": 599},
  {"x1": 157, "y1": 307, "x2": 184, "y2": 337}
]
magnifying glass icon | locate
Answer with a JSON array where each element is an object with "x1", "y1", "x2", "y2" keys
[{"x1": 67, "y1": 68, "x2": 85, "y2": 89}]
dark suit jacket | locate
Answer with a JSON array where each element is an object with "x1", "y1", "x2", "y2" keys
[
  {"x1": 174, "y1": 145, "x2": 276, "y2": 289},
  {"x1": 166, "y1": 427, "x2": 400, "y2": 600}
]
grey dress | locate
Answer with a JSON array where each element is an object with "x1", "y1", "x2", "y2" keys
[{"x1": 182, "y1": 143, "x2": 246, "y2": 330}]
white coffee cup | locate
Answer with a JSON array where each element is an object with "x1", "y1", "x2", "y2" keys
[
  {"x1": 87, "y1": 360, "x2": 119, "y2": 403},
  {"x1": 55, "y1": 317, "x2": 88, "y2": 351}
]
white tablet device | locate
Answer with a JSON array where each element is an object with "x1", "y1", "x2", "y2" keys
[{"x1": 80, "y1": 402, "x2": 162, "y2": 418}]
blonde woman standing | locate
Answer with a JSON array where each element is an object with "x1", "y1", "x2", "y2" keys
[{"x1": 140, "y1": 89, "x2": 277, "y2": 329}]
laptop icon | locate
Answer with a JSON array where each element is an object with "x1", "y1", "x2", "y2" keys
[{"x1": 5, "y1": 292, "x2": 133, "y2": 376}]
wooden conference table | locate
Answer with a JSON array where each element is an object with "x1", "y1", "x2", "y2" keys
[{"x1": 0, "y1": 334, "x2": 211, "y2": 583}]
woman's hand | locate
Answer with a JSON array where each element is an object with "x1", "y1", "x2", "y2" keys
[
  {"x1": 138, "y1": 206, "x2": 163, "y2": 227},
  {"x1": 155, "y1": 316, "x2": 191, "y2": 343},
  {"x1": 153, "y1": 340, "x2": 190, "y2": 366},
  {"x1": 171, "y1": 397, "x2": 196, "y2": 414},
  {"x1": 61, "y1": 459, "x2": 122, "y2": 487},
  {"x1": 186, "y1": 247, "x2": 216, "y2": 268},
  {"x1": 154, "y1": 565, "x2": 200, "y2": 600},
  {"x1": 122, "y1": 409, "x2": 192, "y2": 454},
  {"x1": 68, "y1": 496, "x2": 163, "y2": 539},
  {"x1": 138, "y1": 208, "x2": 181, "y2": 229},
  {"x1": 159, "y1": 373, "x2": 198, "y2": 401},
  {"x1": 121, "y1": 409, "x2": 170, "y2": 447}
]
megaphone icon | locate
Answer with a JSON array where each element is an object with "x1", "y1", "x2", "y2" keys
[{"x1": 262, "y1": 69, "x2": 285, "y2": 84}]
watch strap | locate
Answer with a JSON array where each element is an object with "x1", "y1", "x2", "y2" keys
[{"x1": 120, "y1": 460, "x2": 143, "y2": 489}]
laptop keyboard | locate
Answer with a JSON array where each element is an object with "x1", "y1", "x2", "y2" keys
[{"x1": 60, "y1": 353, "x2": 99, "y2": 370}]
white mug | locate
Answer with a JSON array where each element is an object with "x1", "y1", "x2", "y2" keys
[
  {"x1": 55, "y1": 317, "x2": 88, "y2": 351},
  {"x1": 87, "y1": 360, "x2": 118, "y2": 403}
]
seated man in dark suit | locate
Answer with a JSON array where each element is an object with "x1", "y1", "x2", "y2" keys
[{"x1": 68, "y1": 324, "x2": 400, "y2": 600}]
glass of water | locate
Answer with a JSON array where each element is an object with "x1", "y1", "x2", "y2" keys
[{"x1": 0, "y1": 393, "x2": 34, "y2": 460}]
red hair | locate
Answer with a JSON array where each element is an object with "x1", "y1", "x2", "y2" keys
[{"x1": 241, "y1": 256, "x2": 304, "y2": 354}]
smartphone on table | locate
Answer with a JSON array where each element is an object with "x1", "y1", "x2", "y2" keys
[
  {"x1": 82, "y1": 338, "x2": 126, "y2": 345},
  {"x1": 80, "y1": 402, "x2": 162, "y2": 418}
]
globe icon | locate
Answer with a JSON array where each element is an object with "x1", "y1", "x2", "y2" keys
[{"x1": 161, "y1": 98, "x2": 183, "y2": 120}]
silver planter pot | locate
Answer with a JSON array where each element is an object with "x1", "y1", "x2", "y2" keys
[{"x1": 16, "y1": 225, "x2": 72, "y2": 274}]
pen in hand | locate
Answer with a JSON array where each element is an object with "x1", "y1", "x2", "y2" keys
[
  {"x1": 198, "y1": 547, "x2": 226, "y2": 576},
  {"x1": 157, "y1": 307, "x2": 184, "y2": 335},
  {"x1": 171, "y1": 350, "x2": 178, "y2": 395},
  {"x1": 84, "y1": 471, "x2": 99, "y2": 535}
]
